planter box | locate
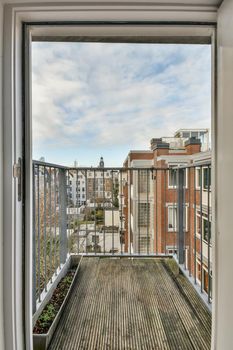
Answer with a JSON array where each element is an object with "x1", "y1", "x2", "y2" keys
[{"x1": 33, "y1": 255, "x2": 82, "y2": 350}]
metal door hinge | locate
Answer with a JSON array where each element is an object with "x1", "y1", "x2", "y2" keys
[{"x1": 13, "y1": 157, "x2": 22, "y2": 201}]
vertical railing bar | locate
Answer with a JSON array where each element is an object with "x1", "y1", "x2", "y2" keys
[
  {"x1": 194, "y1": 166, "x2": 197, "y2": 284},
  {"x1": 207, "y1": 165, "x2": 211, "y2": 303},
  {"x1": 54, "y1": 168, "x2": 57, "y2": 275},
  {"x1": 58, "y1": 167, "x2": 61, "y2": 270},
  {"x1": 138, "y1": 169, "x2": 140, "y2": 255},
  {"x1": 183, "y1": 169, "x2": 186, "y2": 269},
  {"x1": 200, "y1": 165, "x2": 203, "y2": 293},
  {"x1": 146, "y1": 169, "x2": 149, "y2": 255},
  {"x1": 188, "y1": 167, "x2": 192, "y2": 277},
  {"x1": 177, "y1": 168, "x2": 185, "y2": 265},
  {"x1": 120, "y1": 170, "x2": 123, "y2": 255},
  {"x1": 32, "y1": 163, "x2": 37, "y2": 313},
  {"x1": 66, "y1": 170, "x2": 68, "y2": 260},
  {"x1": 71, "y1": 171, "x2": 73, "y2": 255},
  {"x1": 172, "y1": 169, "x2": 176, "y2": 254},
  {"x1": 58, "y1": 168, "x2": 68, "y2": 266},
  {"x1": 68, "y1": 170, "x2": 70, "y2": 256},
  {"x1": 129, "y1": 169, "x2": 131, "y2": 256},
  {"x1": 77, "y1": 169, "x2": 80, "y2": 255},
  {"x1": 66, "y1": 170, "x2": 69, "y2": 259},
  {"x1": 176, "y1": 169, "x2": 178, "y2": 255},
  {"x1": 66, "y1": 172, "x2": 69, "y2": 254},
  {"x1": 94, "y1": 169, "x2": 96, "y2": 255},
  {"x1": 85, "y1": 169, "x2": 88, "y2": 255},
  {"x1": 37, "y1": 165, "x2": 41, "y2": 302},
  {"x1": 43, "y1": 166, "x2": 47, "y2": 292},
  {"x1": 111, "y1": 170, "x2": 114, "y2": 255},
  {"x1": 102, "y1": 169, "x2": 105, "y2": 255},
  {"x1": 164, "y1": 169, "x2": 166, "y2": 255},
  {"x1": 156, "y1": 169, "x2": 158, "y2": 255},
  {"x1": 49, "y1": 168, "x2": 52, "y2": 283},
  {"x1": 66, "y1": 170, "x2": 71, "y2": 255},
  {"x1": 62, "y1": 169, "x2": 65, "y2": 269}
]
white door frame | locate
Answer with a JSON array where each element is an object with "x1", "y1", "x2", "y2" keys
[{"x1": 2, "y1": 3, "x2": 217, "y2": 350}]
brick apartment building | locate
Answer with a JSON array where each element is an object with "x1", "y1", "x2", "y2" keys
[{"x1": 122, "y1": 129, "x2": 212, "y2": 298}]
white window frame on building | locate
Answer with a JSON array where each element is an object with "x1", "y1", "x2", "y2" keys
[
  {"x1": 168, "y1": 164, "x2": 188, "y2": 189},
  {"x1": 167, "y1": 204, "x2": 189, "y2": 232},
  {"x1": 196, "y1": 210, "x2": 212, "y2": 245},
  {"x1": 203, "y1": 166, "x2": 211, "y2": 191},
  {"x1": 195, "y1": 166, "x2": 211, "y2": 190},
  {"x1": 195, "y1": 167, "x2": 201, "y2": 189},
  {"x1": 168, "y1": 206, "x2": 177, "y2": 231},
  {"x1": 196, "y1": 257, "x2": 212, "y2": 299}
]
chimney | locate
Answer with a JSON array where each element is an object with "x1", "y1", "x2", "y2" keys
[
  {"x1": 150, "y1": 138, "x2": 170, "y2": 162},
  {"x1": 185, "y1": 137, "x2": 201, "y2": 155},
  {"x1": 151, "y1": 138, "x2": 161, "y2": 150}
]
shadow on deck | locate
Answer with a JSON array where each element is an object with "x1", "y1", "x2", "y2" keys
[{"x1": 48, "y1": 258, "x2": 211, "y2": 350}]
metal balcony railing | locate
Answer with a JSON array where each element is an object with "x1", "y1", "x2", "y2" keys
[{"x1": 32, "y1": 160, "x2": 212, "y2": 314}]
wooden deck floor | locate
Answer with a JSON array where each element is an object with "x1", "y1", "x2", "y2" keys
[{"x1": 49, "y1": 258, "x2": 211, "y2": 350}]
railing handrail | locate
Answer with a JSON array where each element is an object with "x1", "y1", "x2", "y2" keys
[
  {"x1": 33, "y1": 159, "x2": 211, "y2": 170},
  {"x1": 33, "y1": 160, "x2": 68, "y2": 169}
]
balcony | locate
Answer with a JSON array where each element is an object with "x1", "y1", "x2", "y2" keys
[{"x1": 32, "y1": 160, "x2": 212, "y2": 349}]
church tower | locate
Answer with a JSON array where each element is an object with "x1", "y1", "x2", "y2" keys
[{"x1": 99, "y1": 156, "x2": 104, "y2": 168}]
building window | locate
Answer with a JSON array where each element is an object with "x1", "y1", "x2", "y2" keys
[
  {"x1": 191, "y1": 131, "x2": 198, "y2": 138},
  {"x1": 138, "y1": 203, "x2": 150, "y2": 227},
  {"x1": 203, "y1": 218, "x2": 211, "y2": 243},
  {"x1": 167, "y1": 248, "x2": 177, "y2": 255},
  {"x1": 196, "y1": 259, "x2": 212, "y2": 298},
  {"x1": 182, "y1": 132, "x2": 190, "y2": 138},
  {"x1": 168, "y1": 168, "x2": 178, "y2": 188},
  {"x1": 203, "y1": 167, "x2": 211, "y2": 190},
  {"x1": 196, "y1": 167, "x2": 201, "y2": 189},
  {"x1": 138, "y1": 170, "x2": 149, "y2": 193},
  {"x1": 197, "y1": 261, "x2": 201, "y2": 283},
  {"x1": 196, "y1": 212, "x2": 211, "y2": 244},
  {"x1": 168, "y1": 207, "x2": 177, "y2": 231},
  {"x1": 196, "y1": 214, "x2": 201, "y2": 236},
  {"x1": 168, "y1": 165, "x2": 188, "y2": 188},
  {"x1": 168, "y1": 205, "x2": 188, "y2": 231}
]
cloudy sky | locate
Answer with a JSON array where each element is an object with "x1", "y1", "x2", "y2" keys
[{"x1": 32, "y1": 42, "x2": 211, "y2": 167}]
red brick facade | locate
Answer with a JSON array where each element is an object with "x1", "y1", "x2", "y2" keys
[{"x1": 122, "y1": 138, "x2": 212, "y2": 297}]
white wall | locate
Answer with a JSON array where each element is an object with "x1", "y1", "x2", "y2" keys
[
  {"x1": 214, "y1": 0, "x2": 233, "y2": 349},
  {"x1": 0, "y1": 1, "x2": 5, "y2": 349}
]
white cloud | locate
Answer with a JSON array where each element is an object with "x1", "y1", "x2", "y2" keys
[{"x1": 32, "y1": 42, "x2": 211, "y2": 162}]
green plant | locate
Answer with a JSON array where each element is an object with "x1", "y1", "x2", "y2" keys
[
  {"x1": 34, "y1": 270, "x2": 75, "y2": 334},
  {"x1": 38, "y1": 304, "x2": 56, "y2": 328}
]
